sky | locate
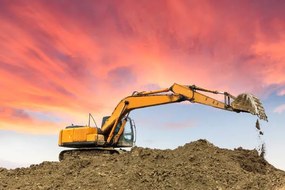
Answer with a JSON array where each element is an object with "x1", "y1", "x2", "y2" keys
[{"x1": 0, "y1": 0, "x2": 285, "y2": 170}]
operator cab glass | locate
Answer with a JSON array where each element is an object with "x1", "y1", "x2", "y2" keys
[
  {"x1": 102, "y1": 116, "x2": 136, "y2": 147},
  {"x1": 123, "y1": 118, "x2": 134, "y2": 141},
  {"x1": 118, "y1": 117, "x2": 135, "y2": 147}
]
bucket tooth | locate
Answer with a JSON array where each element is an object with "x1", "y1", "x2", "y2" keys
[{"x1": 231, "y1": 93, "x2": 268, "y2": 121}]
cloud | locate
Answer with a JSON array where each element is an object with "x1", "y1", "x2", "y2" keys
[
  {"x1": 164, "y1": 121, "x2": 196, "y2": 129},
  {"x1": 0, "y1": 0, "x2": 285, "y2": 133},
  {"x1": 0, "y1": 107, "x2": 31, "y2": 121},
  {"x1": 273, "y1": 104, "x2": 285, "y2": 114},
  {"x1": 107, "y1": 66, "x2": 137, "y2": 88},
  {"x1": 277, "y1": 89, "x2": 285, "y2": 96},
  {"x1": 0, "y1": 107, "x2": 65, "y2": 134}
]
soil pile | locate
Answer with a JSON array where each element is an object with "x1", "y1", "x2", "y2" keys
[{"x1": 0, "y1": 140, "x2": 285, "y2": 190}]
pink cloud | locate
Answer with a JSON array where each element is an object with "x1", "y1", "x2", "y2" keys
[
  {"x1": 273, "y1": 104, "x2": 285, "y2": 114},
  {"x1": 277, "y1": 89, "x2": 285, "y2": 96},
  {"x1": 164, "y1": 120, "x2": 196, "y2": 129}
]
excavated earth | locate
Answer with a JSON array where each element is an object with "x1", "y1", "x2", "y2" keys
[{"x1": 0, "y1": 140, "x2": 285, "y2": 190}]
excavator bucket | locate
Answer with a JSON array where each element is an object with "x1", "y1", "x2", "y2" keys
[{"x1": 231, "y1": 93, "x2": 268, "y2": 121}]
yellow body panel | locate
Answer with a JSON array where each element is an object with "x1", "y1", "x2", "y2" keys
[
  {"x1": 59, "y1": 127, "x2": 99, "y2": 145},
  {"x1": 61, "y1": 129, "x2": 74, "y2": 143},
  {"x1": 86, "y1": 134, "x2": 96, "y2": 142},
  {"x1": 58, "y1": 130, "x2": 63, "y2": 145}
]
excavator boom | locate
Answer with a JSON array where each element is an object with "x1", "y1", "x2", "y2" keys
[{"x1": 101, "y1": 83, "x2": 267, "y2": 144}]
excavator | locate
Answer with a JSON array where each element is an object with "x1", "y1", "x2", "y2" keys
[{"x1": 58, "y1": 83, "x2": 267, "y2": 160}]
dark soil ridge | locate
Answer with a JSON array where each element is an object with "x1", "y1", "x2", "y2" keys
[{"x1": 0, "y1": 139, "x2": 284, "y2": 190}]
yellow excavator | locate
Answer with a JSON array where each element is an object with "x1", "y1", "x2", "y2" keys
[{"x1": 58, "y1": 83, "x2": 267, "y2": 160}]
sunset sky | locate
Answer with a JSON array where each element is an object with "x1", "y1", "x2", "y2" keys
[{"x1": 0, "y1": 0, "x2": 285, "y2": 170}]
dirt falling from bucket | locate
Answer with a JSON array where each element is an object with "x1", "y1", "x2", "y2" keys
[{"x1": 255, "y1": 119, "x2": 266, "y2": 158}]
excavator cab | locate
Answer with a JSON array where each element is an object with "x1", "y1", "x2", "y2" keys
[
  {"x1": 117, "y1": 117, "x2": 136, "y2": 147},
  {"x1": 102, "y1": 116, "x2": 136, "y2": 147}
]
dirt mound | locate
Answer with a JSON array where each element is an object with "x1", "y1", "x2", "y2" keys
[{"x1": 0, "y1": 140, "x2": 285, "y2": 190}]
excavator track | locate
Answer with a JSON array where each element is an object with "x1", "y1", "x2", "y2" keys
[{"x1": 59, "y1": 148, "x2": 125, "y2": 161}]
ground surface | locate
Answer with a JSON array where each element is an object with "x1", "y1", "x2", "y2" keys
[{"x1": 0, "y1": 140, "x2": 285, "y2": 190}]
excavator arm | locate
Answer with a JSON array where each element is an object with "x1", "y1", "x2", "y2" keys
[{"x1": 101, "y1": 83, "x2": 267, "y2": 145}]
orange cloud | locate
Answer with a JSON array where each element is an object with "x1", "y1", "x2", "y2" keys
[{"x1": 0, "y1": 0, "x2": 285, "y2": 133}]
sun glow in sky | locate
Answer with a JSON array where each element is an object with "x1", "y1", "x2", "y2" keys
[{"x1": 0, "y1": 0, "x2": 285, "y2": 170}]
